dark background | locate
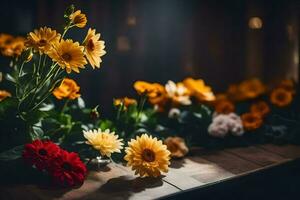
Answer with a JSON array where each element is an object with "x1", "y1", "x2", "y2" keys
[{"x1": 0, "y1": 0, "x2": 299, "y2": 112}]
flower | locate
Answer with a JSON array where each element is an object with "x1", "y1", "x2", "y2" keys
[
  {"x1": 168, "y1": 108, "x2": 181, "y2": 118},
  {"x1": 250, "y1": 101, "x2": 270, "y2": 117},
  {"x1": 208, "y1": 113, "x2": 244, "y2": 137},
  {"x1": 148, "y1": 83, "x2": 168, "y2": 106},
  {"x1": 214, "y1": 99, "x2": 235, "y2": 114},
  {"x1": 270, "y1": 88, "x2": 293, "y2": 107},
  {"x1": 26, "y1": 27, "x2": 60, "y2": 54},
  {"x1": 83, "y1": 28, "x2": 106, "y2": 69},
  {"x1": 53, "y1": 78, "x2": 80, "y2": 100},
  {"x1": 69, "y1": 10, "x2": 87, "y2": 28},
  {"x1": 134, "y1": 81, "x2": 155, "y2": 95},
  {"x1": 114, "y1": 97, "x2": 137, "y2": 108},
  {"x1": 241, "y1": 112, "x2": 263, "y2": 131},
  {"x1": 0, "y1": 90, "x2": 11, "y2": 101},
  {"x1": 227, "y1": 113, "x2": 244, "y2": 136},
  {"x1": 48, "y1": 39, "x2": 87, "y2": 73},
  {"x1": 238, "y1": 78, "x2": 266, "y2": 100},
  {"x1": 277, "y1": 79, "x2": 295, "y2": 94},
  {"x1": 183, "y1": 77, "x2": 215, "y2": 102},
  {"x1": 83, "y1": 128, "x2": 124, "y2": 157},
  {"x1": 134, "y1": 81, "x2": 168, "y2": 106},
  {"x1": 0, "y1": 34, "x2": 14, "y2": 49},
  {"x1": 22, "y1": 140, "x2": 61, "y2": 170},
  {"x1": 1, "y1": 37, "x2": 25, "y2": 57},
  {"x1": 49, "y1": 150, "x2": 87, "y2": 187},
  {"x1": 164, "y1": 137, "x2": 189, "y2": 158},
  {"x1": 124, "y1": 134, "x2": 170, "y2": 177},
  {"x1": 165, "y1": 80, "x2": 191, "y2": 105}
]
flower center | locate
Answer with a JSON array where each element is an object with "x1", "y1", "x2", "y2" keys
[
  {"x1": 74, "y1": 16, "x2": 84, "y2": 25},
  {"x1": 276, "y1": 93, "x2": 286, "y2": 102},
  {"x1": 87, "y1": 39, "x2": 95, "y2": 51},
  {"x1": 142, "y1": 148, "x2": 155, "y2": 162},
  {"x1": 62, "y1": 162, "x2": 72, "y2": 171},
  {"x1": 62, "y1": 53, "x2": 72, "y2": 62},
  {"x1": 38, "y1": 39, "x2": 47, "y2": 46},
  {"x1": 38, "y1": 148, "x2": 47, "y2": 156}
]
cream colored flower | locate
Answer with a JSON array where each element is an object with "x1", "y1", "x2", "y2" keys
[
  {"x1": 165, "y1": 80, "x2": 191, "y2": 105},
  {"x1": 83, "y1": 129, "x2": 124, "y2": 157}
]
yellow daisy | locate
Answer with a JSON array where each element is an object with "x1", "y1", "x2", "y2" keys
[
  {"x1": 83, "y1": 28, "x2": 106, "y2": 69},
  {"x1": 69, "y1": 10, "x2": 87, "y2": 28},
  {"x1": 26, "y1": 27, "x2": 60, "y2": 54},
  {"x1": 124, "y1": 134, "x2": 171, "y2": 177},
  {"x1": 0, "y1": 90, "x2": 11, "y2": 101},
  {"x1": 53, "y1": 78, "x2": 80, "y2": 100},
  {"x1": 48, "y1": 39, "x2": 87, "y2": 73},
  {"x1": 83, "y1": 129, "x2": 124, "y2": 157}
]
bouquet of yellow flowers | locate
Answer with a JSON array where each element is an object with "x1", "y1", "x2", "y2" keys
[{"x1": 0, "y1": 5, "x2": 108, "y2": 186}]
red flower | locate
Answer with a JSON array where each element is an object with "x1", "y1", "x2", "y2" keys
[
  {"x1": 49, "y1": 150, "x2": 87, "y2": 187},
  {"x1": 22, "y1": 140, "x2": 60, "y2": 170}
]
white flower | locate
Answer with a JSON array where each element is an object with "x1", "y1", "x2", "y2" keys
[
  {"x1": 208, "y1": 113, "x2": 244, "y2": 138},
  {"x1": 208, "y1": 114, "x2": 230, "y2": 138},
  {"x1": 168, "y1": 108, "x2": 181, "y2": 118},
  {"x1": 83, "y1": 128, "x2": 124, "y2": 157},
  {"x1": 165, "y1": 80, "x2": 191, "y2": 105}
]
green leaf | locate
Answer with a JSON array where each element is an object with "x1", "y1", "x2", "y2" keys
[
  {"x1": 5, "y1": 73, "x2": 16, "y2": 83},
  {"x1": 39, "y1": 103, "x2": 54, "y2": 111},
  {"x1": 0, "y1": 145, "x2": 24, "y2": 161},
  {"x1": 30, "y1": 126, "x2": 44, "y2": 140}
]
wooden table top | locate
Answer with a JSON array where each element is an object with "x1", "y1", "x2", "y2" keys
[{"x1": 1, "y1": 144, "x2": 300, "y2": 200}]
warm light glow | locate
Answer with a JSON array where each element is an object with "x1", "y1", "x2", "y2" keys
[
  {"x1": 248, "y1": 17, "x2": 263, "y2": 29},
  {"x1": 117, "y1": 36, "x2": 131, "y2": 51},
  {"x1": 127, "y1": 16, "x2": 137, "y2": 26}
]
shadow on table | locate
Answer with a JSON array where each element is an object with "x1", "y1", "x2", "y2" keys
[
  {"x1": 170, "y1": 159, "x2": 186, "y2": 169},
  {"x1": 86, "y1": 175, "x2": 164, "y2": 199}
]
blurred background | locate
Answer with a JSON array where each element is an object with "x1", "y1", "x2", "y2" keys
[{"x1": 0, "y1": 0, "x2": 299, "y2": 112}]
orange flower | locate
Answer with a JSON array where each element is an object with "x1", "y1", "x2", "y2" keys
[
  {"x1": 164, "y1": 137, "x2": 189, "y2": 158},
  {"x1": 0, "y1": 34, "x2": 14, "y2": 49},
  {"x1": 148, "y1": 83, "x2": 168, "y2": 106},
  {"x1": 134, "y1": 81, "x2": 168, "y2": 106},
  {"x1": 134, "y1": 81, "x2": 155, "y2": 95},
  {"x1": 0, "y1": 90, "x2": 11, "y2": 101},
  {"x1": 277, "y1": 79, "x2": 295, "y2": 94},
  {"x1": 53, "y1": 78, "x2": 80, "y2": 100},
  {"x1": 270, "y1": 88, "x2": 293, "y2": 107},
  {"x1": 183, "y1": 77, "x2": 215, "y2": 102},
  {"x1": 250, "y1": 101, "x2": 270, "y2": 117},
  {"x1": 241, "y1": 112, "x2": 263, "y2": 131},
  {"x1": 238, "y1": 78, "x2": 266, "y2": 100},
  {"x1": 114, "y1": 97, "x2": 137, "y2": 108},
  {"x1": 0, "y1": 35, "x2": 25, "y2": 57},
  {"x1": 227, "y1": 79, "x2": 266, "y2": 101},
  {"x1": 214, "y1": 99, "x2": 235, "y2": 114}
]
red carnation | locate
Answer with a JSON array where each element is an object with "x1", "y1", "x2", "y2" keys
[
  {"x1": 49, "y1": 150, "x2": 87, "y2": 187},
  {"x1": 22, "y1": 140, "x2": 60, "y2": 170}
]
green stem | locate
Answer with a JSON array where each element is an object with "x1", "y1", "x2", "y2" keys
[
  {"x1": 61, "y1": 99, "x2": 70, "y2": 113},
  {"x1": 136, "y1": 95, "x2": 147, "y2": 122}
]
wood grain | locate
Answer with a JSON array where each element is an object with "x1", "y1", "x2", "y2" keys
[
  {"x1": 225, "y1": 146, "x2": 289, "y2": 166},
  {"x1": 258, "y1": 144, "x2": 300, "y2": 159},
  {"x1": 1, "y1": 144, "x2": 300, "y2": 200}
]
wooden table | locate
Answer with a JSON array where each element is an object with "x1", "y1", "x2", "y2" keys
[{"x1": 1, "y1": 144, "x2": 300, "y2": 200}]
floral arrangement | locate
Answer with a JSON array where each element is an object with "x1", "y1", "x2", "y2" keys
[{"x1": 0, "y1": 5, "x2": 299, "y2": 188}]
